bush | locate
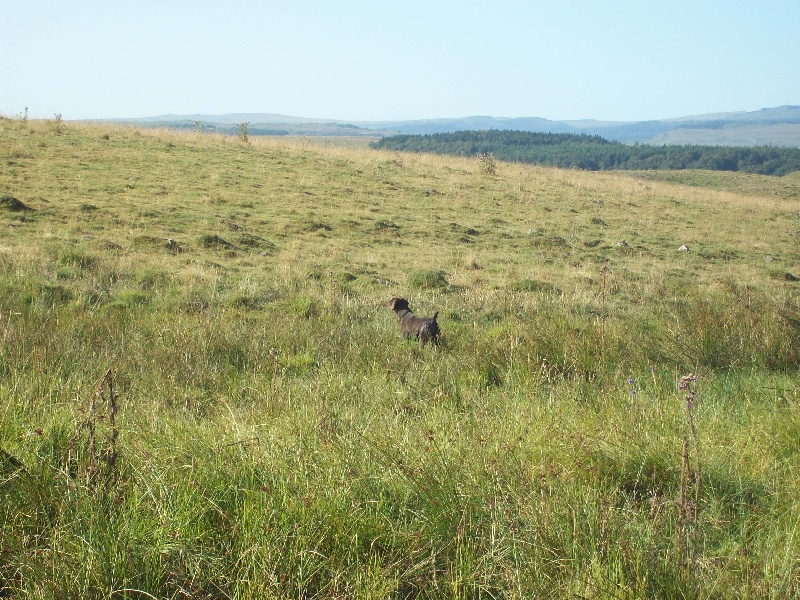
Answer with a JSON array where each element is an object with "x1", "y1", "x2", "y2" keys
[
  {"x1": 477, "y1": 152, "x2": 497, "y2": 175},
  {"x1": 408, "y1": 269, "x2": 449, "y2": 290}
]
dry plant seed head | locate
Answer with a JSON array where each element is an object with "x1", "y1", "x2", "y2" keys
[
  {"x1": 64, "y1": 369, "x2": 121, "y2": 490},
  {"x1": 678, "y1": 374, "x2": 697, "y2": 391}
]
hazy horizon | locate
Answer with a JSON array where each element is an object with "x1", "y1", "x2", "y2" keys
[{"x1": 98, "y1": 105, "x2": 797, "y2": 125}]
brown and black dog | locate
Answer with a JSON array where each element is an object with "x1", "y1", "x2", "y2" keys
[{"x1": 387, "y1": 297, "x2": 440, "y2": 348}]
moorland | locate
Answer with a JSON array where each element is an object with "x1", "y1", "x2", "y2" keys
[{"x1": 2, "y1": 116, "x2": 800, "y2": 598}]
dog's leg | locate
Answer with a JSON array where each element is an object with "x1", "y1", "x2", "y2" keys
[{"x1": 418, "y1": 323, "x2": 434, "y2": 348}]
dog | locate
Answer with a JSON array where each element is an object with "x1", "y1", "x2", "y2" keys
[{"x1": 387, "y1": 297, "x2": 440, "y2": 348}]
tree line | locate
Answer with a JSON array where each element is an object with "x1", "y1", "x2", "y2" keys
[{"x1": 371, "y1": 130, "x2": 800, "y2": 176}]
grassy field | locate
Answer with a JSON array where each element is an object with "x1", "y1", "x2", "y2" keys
[{"x1": 2, "y1": 116, "x2": 800, "y2": 598}]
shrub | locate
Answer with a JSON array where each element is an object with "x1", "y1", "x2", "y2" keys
[
  {"x1": 477, "y1": 152, "x2": 497, "y2": 175},
  {"x1": 238, "y1": 122, "x2": 249, "y2": 143}
]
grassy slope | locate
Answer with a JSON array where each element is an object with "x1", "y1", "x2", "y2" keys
[{"x1": 2, "y1": 117, "x2": 800, "y2": 598}]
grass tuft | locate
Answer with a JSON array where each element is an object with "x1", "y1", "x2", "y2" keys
[{"x1": 408, "y1": 269, "x2": 449, "y2": 290}]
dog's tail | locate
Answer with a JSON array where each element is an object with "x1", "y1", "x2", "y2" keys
[{"x1": 432, "y1": 311, "x2": 439, "y2": 321}]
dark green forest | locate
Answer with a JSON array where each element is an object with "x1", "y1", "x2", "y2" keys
[{"x1": 371, "y1": 130, "x2": 800, "y2": 176}]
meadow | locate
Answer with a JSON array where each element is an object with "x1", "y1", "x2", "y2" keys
[{"x1": 2, "y1": 116, "x2": 800, "y2": 598}]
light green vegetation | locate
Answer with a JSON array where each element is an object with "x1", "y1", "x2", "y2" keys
[{"x1": 2, "y1": 116, "x2": 800, "y2": 598}]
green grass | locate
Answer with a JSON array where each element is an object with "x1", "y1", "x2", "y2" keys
[{"x1": 2, "y1": 116, "x2": 800, "y2": 598}]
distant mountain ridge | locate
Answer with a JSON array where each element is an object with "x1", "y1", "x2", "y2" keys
[{"x1": 107, "y1": 105, "x2": 800, "y2": 147}]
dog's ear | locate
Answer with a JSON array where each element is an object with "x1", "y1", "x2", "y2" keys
[{"x1": 432, "y1": 311, "x2": 439, "y2": 321}]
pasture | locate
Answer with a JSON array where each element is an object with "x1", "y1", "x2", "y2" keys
[{"x1": 2, "y1": 117, "x2": 800, "y2": 598}]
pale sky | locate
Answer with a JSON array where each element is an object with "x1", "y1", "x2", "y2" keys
[{"x1": 2, "y1": 1, "x2": 798, "y2": 123}]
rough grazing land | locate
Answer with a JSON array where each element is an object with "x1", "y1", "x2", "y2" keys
[{"x1": 2, "y1": 117, "x2": 800, "y2": 598}]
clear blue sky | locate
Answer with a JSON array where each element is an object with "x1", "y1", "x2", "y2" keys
[{"x1": 2, "y1": 0, "x2": 798, "y2": 122}]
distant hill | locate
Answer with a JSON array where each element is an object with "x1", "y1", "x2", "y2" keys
[
  {"x1": 96, "y1": 105, "x2": 800, "y2": 147},
  {"x1": 569, "y1": 106, "x2": 800, "y2": 146}
]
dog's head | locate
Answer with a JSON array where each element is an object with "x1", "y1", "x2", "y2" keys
[{"x1": 387, "y1": 297, "x2": 410, "y2": 312}]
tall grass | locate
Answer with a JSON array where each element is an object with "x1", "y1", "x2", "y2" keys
[{"x1": 1, "y1": 117, "x2": 800, "y2": 597}]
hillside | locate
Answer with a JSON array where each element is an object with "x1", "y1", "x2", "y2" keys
[
  {"x1": 3, "y1": 117, "x2": 800, "y2": 597},
  {"x1": 569, "y1": 105, "x2": 800, "y2": 146}
]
